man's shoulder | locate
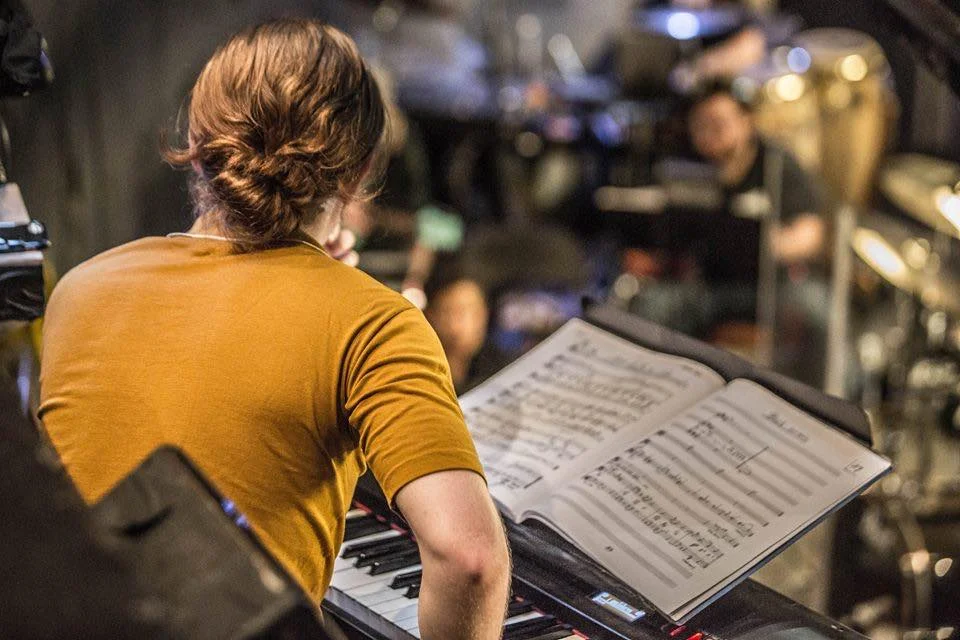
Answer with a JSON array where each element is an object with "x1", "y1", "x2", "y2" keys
[
  {"x1": 55, "y1": 237, "x2": 165, "y2": 288},
  {"x1": 283, "y1": 252, "x2": 420, "y2": 332}
]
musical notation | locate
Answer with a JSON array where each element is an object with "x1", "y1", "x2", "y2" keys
[
  {"x1": 542, "y1": 379, "x2": 889, "y2": 619},
  {"x1": 455, "y1": 319, "x2": 890, "y2": 622},
  {"x1": 459, "y1": 320, "x2": 723, "y2": 510}
]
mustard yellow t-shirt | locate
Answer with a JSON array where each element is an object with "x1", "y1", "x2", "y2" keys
[{"x1": 38, "y1": 235, "x2": 485, "y2": 601}]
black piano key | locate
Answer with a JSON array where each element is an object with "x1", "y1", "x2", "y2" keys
[
  {"x1": 389, "y1": 569, "x2": 422, "y2": 590},
  {"x1": 369, "y1": 548, "x2": 421, "y2": 575},
  {"x1": 343, "y1": 515, "x2": 390, "y2": 540},
  {"x1": 503, "y1": 615, "x2": 559, "y2": 640},
  {"x1": 354, "y1": 539, "x2": 418, "y2": 567},
  {"x1": 342, "y1": 533, "x2": 407, "y2": 558},
  {"x1": 507, "y1": 600, "x2": 535, "y2": 618},
  {"x1": 520, "y1": 629, "x2": 577, "y2": 640},
  {"x1": 404, "y1": 584, "x2": 420, "y2": 599}
]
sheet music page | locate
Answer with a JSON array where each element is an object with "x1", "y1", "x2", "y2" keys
[
  {"x1": 458, "y1": 319, "x2": 725, "y2": 519},
  {"x1": 537, "y1": 379, "x2": 890, "y2": 620}
]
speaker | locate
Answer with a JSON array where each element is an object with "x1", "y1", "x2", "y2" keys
[
  {"x1": 0, "y1": 378, "x2": 163, "y2": 639},
  {"x1": 90, "y1": 446, "x2": 329, "y2": 639}
]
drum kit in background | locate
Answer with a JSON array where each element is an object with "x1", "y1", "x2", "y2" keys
[
  {"x1": 843, "y1": 154, "x2": 960, "y2": 638},
  {"x1": 741, "y1": 27, "x2": 896, "y2": 207},
  {"x1": 708, "y1": 23, "x2": 960, "y2": 636}
]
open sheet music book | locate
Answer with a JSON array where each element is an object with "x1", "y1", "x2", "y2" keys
[{"x1": 459, "y1": 318, "x2": 890, "y2": 624}]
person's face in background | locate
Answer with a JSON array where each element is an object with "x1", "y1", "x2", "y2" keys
[
  {"x1": 688, "y1": 93, "x2": 754, "y2": 165},
  {"x1": 425, "y1": 279, "x2": 489, "y2": 361}
]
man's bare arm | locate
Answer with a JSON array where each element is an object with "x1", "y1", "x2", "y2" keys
[
  {"x1": 395, "y1": 469, "x2": 511, "y2": 640},
  {"x1": 774, "y1": 213, "x2": 825, "y2": 264}
]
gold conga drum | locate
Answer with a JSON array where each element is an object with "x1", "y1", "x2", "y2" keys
[
  {"x1": 792, "y1": 28, "x2": 898, "y2": 206},
  {"x1": 736, "y1": 53, "x2": 822, "y2": 174}
]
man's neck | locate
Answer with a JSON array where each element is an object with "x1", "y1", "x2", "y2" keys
[
  {"x1": 187, "y1": 209, "x2": 331, "y2": 246},
  {"x1": 188, "y1": 212, "x2": 227, "y2": 236},
  {"x1": 718, "y1": 138, "x2": 760, "y2": 187}
]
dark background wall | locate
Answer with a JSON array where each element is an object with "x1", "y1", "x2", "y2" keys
[
  {"x1": 3, "y1": 0, "x2": 369, "y2": 271},
  {"x1": 5, "y1": 0, "x2": 959, "y2": 272}
]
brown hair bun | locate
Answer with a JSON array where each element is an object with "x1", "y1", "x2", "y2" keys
[{"x1": 165, "y1": 19, "x2": 386, "y2": 249}]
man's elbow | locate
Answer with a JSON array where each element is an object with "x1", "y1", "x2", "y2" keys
[{"x1": 441, "y1": 532, "x2": 511, "y2": 588}]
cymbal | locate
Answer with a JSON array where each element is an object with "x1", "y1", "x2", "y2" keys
[
  {"x1": 878, "y1": 154, "x2": 960, "y2": 239},
  {"x1": 852, "y1": 210, "x2": 960, "y2": 315},
  {"x1": 852, "y1": 211, "x2": 921, "y2": 292}
]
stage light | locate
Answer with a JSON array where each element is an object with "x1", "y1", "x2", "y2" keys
[
  {"x1": 666, "y1": 12, "x2": 700, "y2": 41},
  {"x1": 786, "y1": 47, "x2": 812, "y2": 74},
  {"x1": 839, "y1": 54, "x2": 868, "y2": 82},
  {"x1": 774, "y1": 74, "x2": 806, "y2": 102}
]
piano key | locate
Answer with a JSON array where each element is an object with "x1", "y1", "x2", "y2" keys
[
  {"x1": 503, "y1": 614, "x2": 560, "y2": 639},
  {"x1": 330, "y1": 562, "x2": 422, "y2": 591},
  {"x1": 349, "y1": 578, "x2": 414, "y2": 603},
  {"x1": 511, "y1": 624, "x2": 573, "y2": 640},
  {"x1": 343, "y1": 533, "x2": 414, "y2": 559},
  {"x1": 331, "y1": 500, "x2": 601, "y2": 640},
  {"x1": 369, "y1": 549, "x2": 421, "y2": 575},
  {"x1": 525, "y1": 633, "x2": 579, "y2": 640},
  {"x1": 350, "y1": 578, "x2": 412, "y2": 602},
  {"x1": 344, "y1": 515, "x2": 391, "y2": 540},
  {"x1": 378, "y1": 601, "x2": 421, "y2": 626},
  {"x1": 334, "y1": 530, "x2": 403, "y2": 573},
  {"x1": 370, "y1": 592, "x2": 424, "y2": 615},
  {"x1": 391, "y1": 604, "x2": 421, "y2": 626},
  {"x1": 400, "y1": 614, "x2": 421, "y2": 632},
  {"x1": 354, "y1": 539, "x2": 419, "y2": 566},
  {"x1": 389, "y1": 568, "x2": 422, "y2": 589},
  {"x1": 503, "y1": 611, "x2": 547, "y2": 626},
  {"x1": 507, "y1": 599, "x2": 535, "y2": 618},
  {"x1": 360, "y1": 600, "x2": 420, "y2": 631},
  {"x1": 357, "y1": 593, "x2": 412, "y2": 614}
]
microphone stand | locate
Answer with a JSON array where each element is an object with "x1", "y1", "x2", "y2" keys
[{"x1": 755, "y1": 145, "x2": 783, "y2": 367}]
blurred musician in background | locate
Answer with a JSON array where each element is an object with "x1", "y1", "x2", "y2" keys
[
  {"x1": 632, "y1": 80, "x2": 827, "y2": 344},
  {"x1": 37, "y1": 19, "x2": 509, "y2": 639},
  {"x1": 422, "y1": 252, "x2": 498, "y2": 394},
  {"x1": 342, "y1": 65, "x2": 466, "y2": 307}
]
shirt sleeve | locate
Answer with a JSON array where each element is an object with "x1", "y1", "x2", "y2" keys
[{"x1": 342, "y1": 306, "x2": 485, "y2": 506}]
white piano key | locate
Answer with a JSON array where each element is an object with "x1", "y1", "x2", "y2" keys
[
  {"x1": 378, "y1": 601, "x2": 420, "y2": 626},
  {"x1": 340, "y1": 528, "x2": 403, "y2": 550},
  {"x1": 392, "y1": 609, "x2": 420, "y2": 630},
  {"x1": 345, "y1": 509, "x2": 366, "y2": 520},
  {"x1": 332, "y1": 563, "x2": 422, "y2": 592},
  {"x1": 503, "y1": 610, "x2": 546, "y2": 626},
  {"x1": 346, "y1": 579, "x2": 401, "y2": 600},
  {"x1": 371, "y1": 593, "x2": 421, "y2": 615},
  {"x1": 354, "y1": 588, "x2": 409, "y2": 608},
  {"x1": 400, "y1": 613, "x2": 421, "y2": 631}
]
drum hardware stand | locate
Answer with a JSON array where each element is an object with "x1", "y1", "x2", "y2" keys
[
  {"x1": 755, "y1": 145, "x2": 783, "y2": 367},
  {"x1": 825, "y1": 203, "x2": 857, "y2": 397},
  {"x1": 882, "y1": 497, "x2": 935, "y2": 633}
]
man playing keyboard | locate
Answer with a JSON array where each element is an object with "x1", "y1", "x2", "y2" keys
[{"x1": 38, "y1": 19, "x2": 510, "y2": 639}]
